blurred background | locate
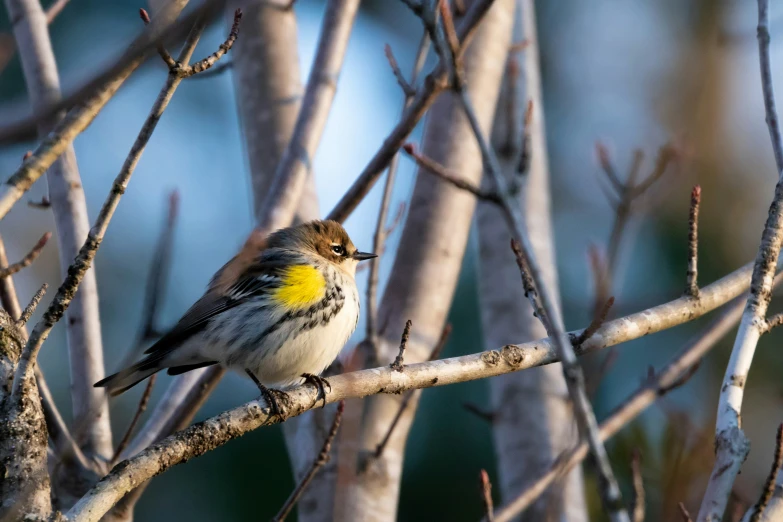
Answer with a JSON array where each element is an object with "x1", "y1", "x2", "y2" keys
[{"x1": 1, "y1": 0, "x2": 782, "y2": 520}]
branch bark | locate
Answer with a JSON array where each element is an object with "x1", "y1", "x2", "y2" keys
[
  {"x1": 65, "y1": 252, "x2": 773, "y2": 522},
  {"x1": 227, "y1": 2, "x2": 336, "y2": 520},
  {"x1": 5, "y1": 0, "x2": 113, "y2": 462},
  {"x1": 338, "y1": 1, "x2": 514, "y2": 520},
  {"x1": 0, "y1": 0, "x2": 191, "y2": 220},
  {"x1": 477, "y1": 1, "x2": 586, "y2": 520},
  {"x1": 698, "y1": 1, "x2": 783, "y2": 519}
]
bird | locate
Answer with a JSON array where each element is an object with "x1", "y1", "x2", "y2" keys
[{"x1": 95, "y1": 220, "x2": 376, "y2": 412}]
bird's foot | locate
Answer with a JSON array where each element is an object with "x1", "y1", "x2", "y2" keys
[
  {"x1": 301, "y1": 373, "x2": 331, "y2": 408},
  {"x1": 246, "y1": 370, "x2": 289, "y2": 418}
]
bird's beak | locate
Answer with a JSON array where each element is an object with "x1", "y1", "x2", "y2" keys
[{"x1": 352, "y1": 251, "x2": 378, "y2": 261}]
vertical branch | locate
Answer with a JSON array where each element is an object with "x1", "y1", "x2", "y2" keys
[
  {"x1": 685, "y1": 186, "x2": 701, "y2": 297},
  {"x1": 476, "y1": 1, "x2": 587, "y2": 520},
  {"x1": 343, "y1": 2, "x2": 516, "y2": 521},
  {"x1": 699, "y1": 1, "x2": 783, "y2": 519},
  {"x1": 366, "y1": 32, "x2": 431, "y2": 355},
  {"x1": 5, "y1": 0, "x2": 112, "y2": 461},
  {"x1": 256, "y1": 0, "x2": 361, "y2": 235}
]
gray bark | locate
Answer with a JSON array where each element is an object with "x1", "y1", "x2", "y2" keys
[
  {"x1": 340, "y1": 1, "x2": 516, "y2": 519},
  {"x1": 477, "y1": 1, "x2": 586, "y2": 520}
]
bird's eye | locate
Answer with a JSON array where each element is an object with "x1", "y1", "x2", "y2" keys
[{"x1": 331, "y1": 244, "x2": 346, "y2": 256}]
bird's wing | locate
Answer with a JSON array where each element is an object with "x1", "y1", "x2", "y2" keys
[{"x1": 143, "y1": 252, "x2": 295, "y2": 355}]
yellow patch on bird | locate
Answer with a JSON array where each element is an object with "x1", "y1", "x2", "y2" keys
[{"x1": 272, "y1": 265, "x2": 327, "y2": 309}]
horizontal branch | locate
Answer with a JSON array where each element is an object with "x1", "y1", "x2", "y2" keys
[{"x1": 67, "y1": 257, "x2": 766, "y2": 522}]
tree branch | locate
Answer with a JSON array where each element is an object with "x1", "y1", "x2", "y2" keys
[
  {"x1": 66, "y1": 256, "x2": 773, "y2": 522},
  {"x1": 698, "y1": 1, "x2": 783, "y2": 518},
  {"x1": 9, "y1": 11, "x2": 230, "y2": 405},
  {"x1": 0, "y1": 0, "x2": 200, "y2": 219},
  {"x1": 492, "y1": 275, "x2": 777, "y2": 522}
]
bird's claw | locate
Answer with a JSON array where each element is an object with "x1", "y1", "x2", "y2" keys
[
  {"x1": 246, "y1": 369, "x2": 289, "y2": 417},
  {"x1": 301, "y1": 373, "x2": 331, "y2": 408}
]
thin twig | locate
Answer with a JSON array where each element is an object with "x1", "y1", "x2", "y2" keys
[
  {"x1": 391, "y1": 320, "x2": 412, "y2": 372},
  {"x1": 366, "y1": 31, "x2": 430, "y2": 354},
  {"x1": 630, "y1": 450, "x2": 645, "y2": 522},
  {"x1": 758, "y1": 0, "x2": 783, "y2": 175},
  {"x1": 17, "y1": 283, "x2": 47, "y2": 327},
  {"x1": 10, "y1": 14, "x2": 219, "y2": 402},
  {"x1": 326, "y1": 0, "x2": 499, "y2": 223},
  {"x1": 699, "y1": 1, "x2": 783, "y2": 518},
  {"x1": 183, "y1": 9, "x2": 242, "y2": 77},
  {"x1": 574, "y1": 296, "x2": 615, "y2": 347},
  {"x1": 764, "y1": 312, "x2": 783, "y2": 332},
  {"x1": 188, "y1": 60, "x2": 233, "y2": 80},
  {"x1": 749, "y1": 423, "x2": 783, "y2": 522},
  {"x1": 402, "y1": 143, "x2": 502, "y2": 203},
  {"x1": 110, "y1": 375, "x2": 157, "y2": 468},
  {"x1": 679, "y1": 502, "x2": 693, "y2": 522},
  {"x1": 45, "y1": 0, "x2": 71, "y2": 24},
  {"x1": 384, "y1": 44, "x2": 415, "y2": 97},
  {"x1": 370, "y1": 323, "x2": 450, "y2": 462},
  {"x1": 117, "y1": 191, "x2": 180, "y2": 371},
  {"x1": 272, "y1": 400, "x2": 345, "y2": 522},
  {"x1": 685, "y1": 185, "x2": 701, "y2": 297},
  {"x1": 462, "y1": 402, "x2": 496, "y2": 423},
  {"x1": 0, "y1": 232, "x2": 51, "y2": 279},
  {"x1": 480, "y1": 469, "x2": 495, "y2": 522},
  {"x1": 139, "y1": 8, "x2": 176, "y2": 69}
]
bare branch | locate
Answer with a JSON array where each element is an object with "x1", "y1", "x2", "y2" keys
[
  {"x1": 480, "y1": 469, "x2": 495, "y2": 522},
  {"x1": 326, "y1": 0, "x2": 499, "y2": 223},
  {"x1": 0, "y1": 232, "x2": 50, "y2": 279},
  {"x1": 366, "y1": 31, "x2": 430, "y2": 355},
  {"x1": 110, "y1": 375, "x2": 157, "y2": 468},
  {"x1": 10, "y1": 13, "x2": 212, "y2": 404},
  {"x1": 679, "y1": 503, "x2": 693, "y2": 522},
  {"x1": 402, "y1": 143, "x2": 502, "y2": 203},
  {"x1": 492, "y1": 277, "x2": 772, "y2": 522},
  {"x1": 390, "y1": 320, "x2": 412, "y2": 372},
  {"x1": 699, "y1": 1, "x2": 783, "y2": 518},
  {"x1": 0, "y1": 0, "x2": 193, "y2": 219},
  {"x1": 384, "y1": 43, "x2": 415, "y2": 97},
  {"x1": 139, "y1": 8, "x2": 176, "y2": 69},
  {"x1": 452, "y1": 41, "x2": 628, "y2": 515},
  {"x1": 271, "y1": 400, "x2": 344, "y2": 522},
  {"x1": 685, "y1": 185, "x2": 701, "y2": 297},
  {"x1": 574, "y1": 296, "x2": 615, "y2": 347},
  {"x1": 630, "y1": 450, "x2": 645, "y2": 522},
  {"x1": 183, "y1": 8, "x2": 242, "y2": 77},
  {"x1": 45, "y1": 0, "x2": 71, "y2": 24},
  {"x1": 749, "y1": 424, "x2": 783, "y2": 522},
  {"x1": 255, "y1": 0, "x2": 360, "y2": 235},
  {"x1": 64, "y1": 261, "x2": 771, "y2": 521},
  {"x1": 757, "y1": 0, "x2": 783, "y2": 174},
  {"x1": 17, "y1": 283, "x2": 47, "y2": 327}
]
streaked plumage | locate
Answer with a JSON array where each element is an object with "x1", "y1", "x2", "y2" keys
[{"x1": 96, "y1": 220, "x2": 374, "y2": 396}]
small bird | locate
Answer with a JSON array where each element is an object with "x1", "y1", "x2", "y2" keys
[{"x1": 95, "y1": 220, "x2": 376, "y2": 410}]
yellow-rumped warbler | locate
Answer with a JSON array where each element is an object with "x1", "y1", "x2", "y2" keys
[{"x1": 95, "y1": 220, "x2": 375, "y2": 406}]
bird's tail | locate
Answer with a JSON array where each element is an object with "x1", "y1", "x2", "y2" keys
[{"x1": 94, "y1": 353, "x2": 167, "y2": 396}]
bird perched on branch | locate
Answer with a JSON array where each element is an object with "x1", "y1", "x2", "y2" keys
[{"x1": 95, "y1": 220, "x2": 376, "y2": 412}]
